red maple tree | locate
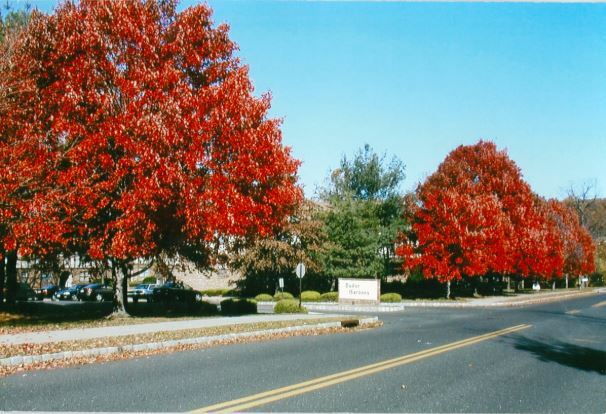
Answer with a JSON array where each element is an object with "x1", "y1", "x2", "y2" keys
[
  {"x1": 544, "y1": 199, "x2": 595, "y2": 283},
  {"x1": 397, "y1": 141, "x2": 578, "y2": 297},
  {"x1": 4, "y1": 0, "x2": 301, "y2": 314},
  {"x1": 0, "y1": 9, "x2": 64, "y2": 305}
]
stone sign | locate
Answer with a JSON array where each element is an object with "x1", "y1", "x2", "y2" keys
[{"x1": 338, "y1": 278, "x2": 380, "y2": 304}]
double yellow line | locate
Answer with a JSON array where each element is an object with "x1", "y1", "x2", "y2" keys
[{"x1": 191, "y1": 323, "x2": 531, "y2": 413}]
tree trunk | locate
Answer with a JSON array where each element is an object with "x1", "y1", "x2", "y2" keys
[
  {"x1": 5, "y1": 250, "x2": 17, "y2": 306},
  {"x1": 110, "y1": 262, "x2": 129, "y2": 318},
  {"x1": 565, "y1": 274, "x2": 568, "y2": 289},
  {"x1": 446, "y1": 280, "x2": 451, "y2": 300},
  {"x1": 521, "y1": 279, "x2": 525, "y2": 290},
  {"x1": 552, "y1": 280, "x2": 556, "y2": 290},
  {"x1": 59, "y1": 270, "x2": 70, "y2": 288},
  {"x1": 0, "y1": 249, "x2": 5, "y2": 306}
]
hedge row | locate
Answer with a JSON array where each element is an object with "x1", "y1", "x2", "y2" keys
[
  {"x1": 201, "y1": 288, "x2": 235, "y2": 297},
  {"x1": 253, "y1": 291, "x2": 339, "y2": 302},
  {"x1": 380, "y1": 293, "x2": 402, "y2": 302},
  {"x1": 219, "y1": 298, "x2": 257, "y2": 315}
]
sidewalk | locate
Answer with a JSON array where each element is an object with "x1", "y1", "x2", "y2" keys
[{"x1": 0, "y1": 313, "x2": 347, "y2": 346}]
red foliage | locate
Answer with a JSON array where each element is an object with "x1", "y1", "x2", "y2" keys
[
  {"x1": 544, "y1": 199, "x2": 595, "y2": 277},
  {"x1": 397, "y1": 141, "x2": 594, "y2": 283},
  {"x1": 2, "y1": 0, "x2": 301, "y2": 264}
]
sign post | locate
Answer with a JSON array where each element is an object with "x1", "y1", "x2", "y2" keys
[
  {"x1": 295, "y1": 262, "x2": 306, "y2": 307},
  {"x1": 278, "y1": 277, "x2": 284, "y2": 293}
]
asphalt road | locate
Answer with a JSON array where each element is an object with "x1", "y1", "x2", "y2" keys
[{"x1": 1, "y1": 294, "x2": 605, "y2": 413}]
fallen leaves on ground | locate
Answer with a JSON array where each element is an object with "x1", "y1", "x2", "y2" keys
[{"x1": 0, "y1": 321, "x2": 382, "y2": 377}]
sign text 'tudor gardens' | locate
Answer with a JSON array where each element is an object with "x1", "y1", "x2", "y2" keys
[{"x1": 338, "y1": 278, "x2": 380, "y2": 304}]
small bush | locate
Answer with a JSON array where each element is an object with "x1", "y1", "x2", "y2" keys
[
  {"x1": 301, "y1": 290, "x2": 321, "y2": 302},
  {"x1": 254, "y1": 293, "x2": 274, "y2": 302},
  {"x1": 590, "y1": 272, "x2": 604, "y2": 287},
  {"x1": 142, "y1": 276, "x2": 157, "y2": 284},
  {"x1": 189, "y1": 300, "x2": 219, "y2": 315},
  {"x1": 220, "y1": 298, "x2": 257, "y2": 315},
  {"x1": 274, "y1": 299, "x2": 307, "y2": 314},
  {"x1": 380, "y1": 293, "x2": 402, "y2": 303},
  {"x1": 320, "y1": 291, "x2": 338, "y2": 302},
  {"x1": 273, "y1": 291, "x2": 294, "y2": 301},
  {"x1": 341, "y1": 319, "x2": 359, "y2": 328},
  {"x1": 201, "y1": 289, "x2": 233, "y2": 297}
]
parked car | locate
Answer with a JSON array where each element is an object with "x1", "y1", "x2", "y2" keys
[
  {"x1": 77, "y1": 283, "x2": 113, "y2": 302},
  {"x1": 5, "y1": 282, "x2": 37, "y2": 302},
  {"x1": 151, "y1": 281, "x2": 202, "y2": 304},
  {"x1": 36, "y1": 284, "x2": 59, "y2": 300},
  {"x1": 53, "y1": 284, "x2": 87, "y2": 301},
  {"x1": 127, "y1": 283, "x2": 157, "y2": 303}
]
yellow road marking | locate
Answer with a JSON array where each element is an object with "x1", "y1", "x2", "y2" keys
[
  {"x1": 592, "y1": 301, "x2": 606, "y2": 308},
  {"x1": 566, "y1": 309, "x2": 581, "y2": 315},
  {"x1": 190, "y1": 324, "x2": 531, "y2": 413}
]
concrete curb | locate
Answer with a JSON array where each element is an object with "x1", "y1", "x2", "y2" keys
[
  {"x1": 305, "y1": 303, "x2": 405, "y2": 312},
  {"x1": 0, "y1": 317, "x2": 378, "y2": 367},
  {"x1": 401, "y1": 290, "x2": 600, "y2": 308}
]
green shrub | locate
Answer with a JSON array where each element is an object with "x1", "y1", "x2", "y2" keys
[
  {"x1": 590, "y1": 272, "x2": 605, "y2": 287},
  {"x1": 201, "y1": 288, "x2": 233, "y2": 297},
  {"x1": 254, "y1": 293, "x2": 274, "y2": 302},
  {"x1": 273, "y1": 291, "x2": 294, "y2": 301},
  {"x1": 320, "y1": 291, "x2": 338, "y2": 302},
  {"x1": 380, "y1": 293, "x2": 402, "y2": 303},
  {"x1": 274, "y1": 299, "x2": 307, "y2": 314},
  {"x1": 220, "y1": 298, "x2": 257, "y2": 315},
  {"x1": 142, "y1": 276, "x2": 157, "y2": 284},
  {"x1": 190, "y1": 300, "x2": 219, "y2": 315},
  {"x1": 300, "y1": 290, "x2": 321, "y2": 302}
]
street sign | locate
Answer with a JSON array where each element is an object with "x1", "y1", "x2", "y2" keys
[
  {"x1": 278, "y1": 278, "x2": 284, "y2": 288},
  {"x1": 295, "y1": 262, "x2": 306, "y2": 279}
]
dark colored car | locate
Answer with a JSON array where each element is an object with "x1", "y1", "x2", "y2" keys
[
  {"x1": 152, "y1": 281, "x2": 202, "y2": 304},
  {"x1": 77, "y1": 283, "x2": 113, "y2": 302},
  {"x1": 53, "y1": 284, "x2": 87, "y2": 301},
  {"x1": 8, "y1": 282, "x2": 37, "y2": 302},
  {"x1": 36, "y1": 284, "x2": 59, "y2": 300},
  {"x1": 127, "y1": 283, "x2": 157, "y2": 303}
]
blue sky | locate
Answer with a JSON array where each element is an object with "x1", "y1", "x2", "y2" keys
[{"x1": 14, "y1": 1, "x2": 606, "y2": 199}]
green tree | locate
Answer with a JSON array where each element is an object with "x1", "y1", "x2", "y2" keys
[
  {"x1": 0, "y1": 2, "x2": 30, "y2": 43},
  {"x1": 326, "y1": 144, "x2": 405, "y2": 201},
  {"x1": 232, "y1": 200, "x2": 328, "y2": 296},
  {"x1": 320, "y1": 144, "x2": 406, "y2": 284}
]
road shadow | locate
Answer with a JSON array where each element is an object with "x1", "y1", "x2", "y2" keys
[{"x1": 513, "y1": 336, "x2": 606, "y2": 375}]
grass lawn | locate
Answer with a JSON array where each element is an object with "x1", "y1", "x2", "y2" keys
[{"x1": 0, "y1": 301, "x2": 216, "y2": 334}]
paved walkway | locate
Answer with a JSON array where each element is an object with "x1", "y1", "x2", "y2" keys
[{"x1": 0, "y1": 313, "x2": 343, "y2": 346}]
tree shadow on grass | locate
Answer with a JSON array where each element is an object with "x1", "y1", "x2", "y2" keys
[
  {"x1": 1, "y1": 301, "x2": 218, "y2": 329},
  {"x1": 513, "y1": 336, "x2": 606, "y2": 375}
]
